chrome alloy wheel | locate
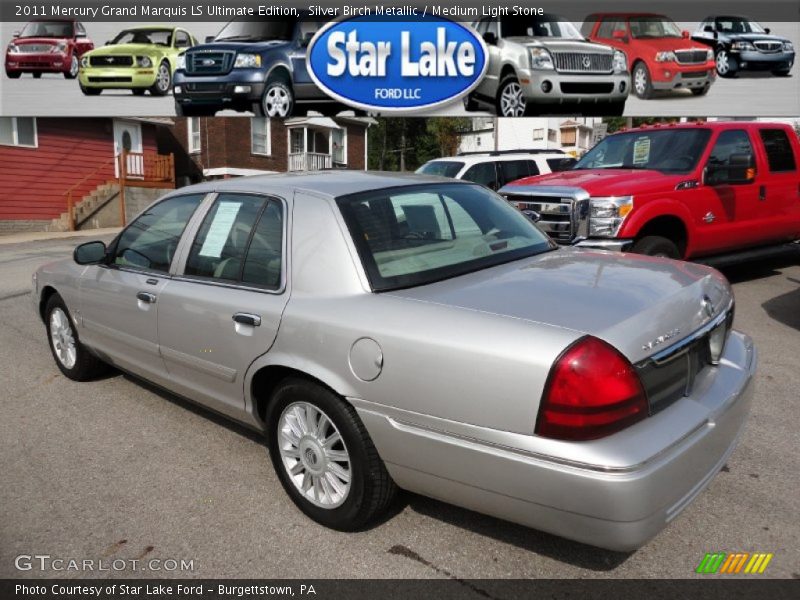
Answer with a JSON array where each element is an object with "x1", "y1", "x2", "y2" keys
[
  {"x1": 716, "y1": 51, "x2": 730, "y2": 76},
  {"x1": 264, "y1": 85, "x2": 291, "y2": 117},
  {"x1": 278, "y1": 402, "x2": 351, "y2": 508},
  {"x1": 500, "y1": 82, "x2": 527, "y2": 116},
  {"x1": 50, "y1": 308, "x2": 77, "y2": 369},
  {"x1": 156, "y1": 62, "x2": 171, "y2": 92},
  {"x1": 634, "y1": 67, "x2": 648, "y2": 96}
]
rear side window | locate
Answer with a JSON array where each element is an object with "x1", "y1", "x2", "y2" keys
[
  {"x1": 499, "y1": 160, "x2": 537, "y2": 186},
  {"x1": 184, "y1": 194, "x2": 283, "y2": 289},
  {"x1": 759, "y1": 129, "x2": 797, "y2": 172},
  {"x1": 462, "y1": 162, "x2": 499, "y2": 189}
]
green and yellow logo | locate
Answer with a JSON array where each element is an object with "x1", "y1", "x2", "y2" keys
[{"x1": 696, "y1": 552, "x2": 773, "y2": 574}]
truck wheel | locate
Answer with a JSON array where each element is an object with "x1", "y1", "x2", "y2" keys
[
  {"x1": 691, "y1": 86, "x2": 710, "y2": 96},
  {"x1": 80, "y1": 83, "x2": 101, "y2": 96},
  {"x1": 632, "y1": 62, "x2": 654, "y2": 99},
  {"x1": 149, "y1": 60, "x2": 171, "y2": 96},
  {"x1": 715, "y1": 50, "x2": 737, "y2": 78},
  {"x1": 266, "y1": 378, "x2": 397, "y2": 531},
  {"x1": 496, "y1": 75, "x2": 530, "y2": 117},
  {"x1": 463, "y1": 92, "x2": 478, "y2": 111},
  {"x1": 6, "y1": 70, "x2": 21, "y2": 79},
  {"x1": 45, "y1": 293, "x2": 108, "y2": 381},
  {"x1": 631, "y1": 236, "x2": 681, "y2": 259},
  {"x1": 256, "y1": 78, "x2": 295, "y2": 117},
  {"x1": 64, "y1": 53, "x2": 79, "y2": 79}
]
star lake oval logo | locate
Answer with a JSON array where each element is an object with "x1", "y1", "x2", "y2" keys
[{"x1": 306, "y1": 15, "x2": 488, "y2": 112}]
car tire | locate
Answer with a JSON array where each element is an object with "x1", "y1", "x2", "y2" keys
[
  {"x1": 266, "y1": 377, "x2": 397, "y2": 531},
  {"x1": 631, "y1": 236, "x2": 681, "y2": 259},
  {"x1": 6, "y1": 70, "x2": 21, "y2": 79},
  {"x1": 496, "y1": 75, "x2": 531, "y2": 117},
  {"x1": 463, "y1": 92, "x2": 478, "y2": 111},
  {"x1": 64, "y1": 52, "x2": 79, "y2": 79},
  {"x1": 80, "y1": 83, "x2": 102, "y2": 96},
  {"x1": 149, "y1": 60, "x2": 171, "y2": 96},
  {"x1": 715, "y1": 49, "x2": 738, "y2": 78},
  {"x1": 132, "y1": 89, "x2": 146, "y2": 96},
  {"x1": 690, "y1": 86, "x2": 710, "y2": 96},
  {"x1": 174, "y1": 102, "x2": 215, "y2": 117},
  {"x1": 33, "y1": 72, "x2": 42, "y2": 79},
  {"x1": 632, "y1": 62, "x2": 654, "y2": 99},
  {"x1": 45, "y1": 293, "x2": 108, "y2": 381},
  {"x1": 255, "y1": 78, "x2": 295, "y2": 117}
]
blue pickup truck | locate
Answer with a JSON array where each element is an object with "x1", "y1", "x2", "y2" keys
[{"x1": 173, "y1": 17, "x2": 339, "y2": 117}]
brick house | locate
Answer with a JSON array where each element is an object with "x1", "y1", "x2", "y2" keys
[{"x1": 160, "y1": 116, "x2": 374, "y2": 184}]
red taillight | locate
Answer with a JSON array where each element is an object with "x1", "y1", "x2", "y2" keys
[{"x1": 536, "y1": 336, "x2": 648, "y2": 441}]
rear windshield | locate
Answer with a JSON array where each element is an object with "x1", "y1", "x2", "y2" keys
[
  {"x1": 547, "y1": 157, "x2": 577, "y2": 172},
  {"x1": 416, "y1": 161, "x2": 465, "y2": 178},
  {"x1": 336, "y1": 183, "x2": 554, "y2": 291}
]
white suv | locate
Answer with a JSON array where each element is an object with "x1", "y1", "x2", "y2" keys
[{"x1": 416, "y1": 150, "x2": 576, "y2": 191}]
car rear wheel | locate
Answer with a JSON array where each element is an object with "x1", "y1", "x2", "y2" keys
[
  {"x1": 496, "y1": 75, "x2": 530, "y2": 117},
  {"x1": 64, "y1": 53, "x2": 79, "y2": 79},
  {"x1": 631, "y1": 236, "x2": 681, "y2": 259},
  {"x1": 149, "y1": 60, "x2": 171, "y2": 96},
  {"x1": 256, "y1": 79, "x2": 295, "y2": 117},
  {"x1": 632, "y1": 62, "x2": 654, "y2": 99},
  {"x1": 266, "y1": 378, "x2": 397, "y2": 530},
  {"x1": 715, "y1": 50, "x2": 738, "y2": 78},
  {"x1": 45, "y1": 294, "x2": 108, "y2": 381}
]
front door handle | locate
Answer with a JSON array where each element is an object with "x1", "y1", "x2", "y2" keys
[
  {"x1": 759, "y1": 186, "x2": 766, "y2": 201},
  {"x1": 136, "y1": 291, "x2": 157, "y2": 304},
  {"x1": 233, "y1": 313, "x2": 261, "y2": 327}
]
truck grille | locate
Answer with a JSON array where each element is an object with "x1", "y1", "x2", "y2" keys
[
  {"x1": 14, "y1": 44, "x2": 54, "y2": 53},
  {"x1": 754, "y1": 41, "x2": 783, "y2": 53},
  {"x1": 185, "y1": 50, "x2": 235, "y2": 75},
  {"x1": 503, "y1": 193, "x2": 588, "y2": 243},
  {"x1": 675, "y1": 50, "x2": 708, "y2": 64},
  {"x1": 90, "y1": 55, "x2": 133, "y2": 67},
  {"x1": 552, "y1": 52, "x2": 613, "y2": 73}
]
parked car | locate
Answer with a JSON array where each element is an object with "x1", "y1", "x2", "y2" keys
[
  {"x1": 692, "y1": 16, "x2": 795, "y2": 78},
  {"x1": 498, "y1": 121, "x2": 800, "y2": 262},
  {"x1": 5, "y1": 19, "x2": 93, "y2": 79},
  {"x1": 33, "y1": 170, "x2": 755, "y2": 551},
  {"x1": 464, "y1": 14, "x2": 629, "y2": 116},
  {"x1": 78, "y1": 27, "x2": 197, "y2": 96},
  {"x1": 583, "y1": 13, "x2": 716, "y2": 99},
  {"x1": 417, "y1": 149, "x2": 576, "y2": 190},
  {"x1": 173, "y1": 16, "x2": 337, "y2": 117}
]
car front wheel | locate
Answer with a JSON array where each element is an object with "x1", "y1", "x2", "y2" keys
[
  {"x1": 631, "y1": 235, "x2": 681, "y2": 259},
  {"x1": 256, "y1": 79, "x2": 295, "y2": 117},
  {"x1": 496, "y1": 75, "x2": 530, "y2": 117},
  {"x1": 715, "y1": 50, "x2": 738, "y2": 78},
  {"x1": 64, "y1": 53, "x2": 79, "y2": 79},
  {"x1": 632, "y1": 62, "x2": 654, "y2": 99},
  {"x1": 6, "y1": 70, "x2": 21, "y2": 79},
  {"x1": 45, "y1": 294, "x2": 107, "y2": 381},
  {"x1": 266, "y1": 378, "x2": 396, "y2": 530},
  {"x1": 80, "y1": 82, "x2": 101, "y2": 96},
  {"x1": 150, "y1": 60, "x2": 171, "y2": 96}
]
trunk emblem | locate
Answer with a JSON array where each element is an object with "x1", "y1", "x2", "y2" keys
[{"x1": 642, "y1": 329, "x2": 681, "y2": 352}]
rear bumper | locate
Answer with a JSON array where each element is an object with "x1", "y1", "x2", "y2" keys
[
  {"x1": 519, "y1": 69, "x2": 630, "y2": 103},
  {"x1": 356, "y1": 331, "x2": 756, "y2": 551},
  {"x1": 6, "y1": 53, "x2": 70, "y2": 73},
  {"x1": 651, "y1": 65, "x2": 716, "y2": 90}
]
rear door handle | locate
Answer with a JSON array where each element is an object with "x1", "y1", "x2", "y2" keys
[
  {"x1": 232, "y1": 313, "x2": 261, "y2": 327},
  {"x1": 136, "y1": 291, "x2": 157, "y2": 304}
]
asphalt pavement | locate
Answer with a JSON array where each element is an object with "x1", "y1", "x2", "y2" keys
[{"x1": 0, "y1": 235, "x2": 799, "y2": 580}]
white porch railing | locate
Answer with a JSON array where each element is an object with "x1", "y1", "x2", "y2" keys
[{"x1": 288, "y1": 152, "x2": 332, "y2": 172}]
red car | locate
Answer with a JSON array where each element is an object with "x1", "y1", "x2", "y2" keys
[
  {"x1": 499, "y1": 121, "x2": 800, "y2": 263},
  {"x1": 5, "y1": 19, "x2": 93, "y2": 79},
  {"x1": 583, "y1": 13, "x2": 716, "y2": 99}
]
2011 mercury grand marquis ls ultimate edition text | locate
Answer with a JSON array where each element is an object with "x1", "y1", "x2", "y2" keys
[{"x1": 32, "y1": 171, "x2": 756, "y2": 551}]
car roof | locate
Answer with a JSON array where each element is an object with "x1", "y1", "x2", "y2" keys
[
  {"x1": 610, "y1": 121, "x2": 793, "y2": 135},
  {"x1": 173, "y1": 170, "x2": 469, "y2": 200},
  {"x1": 431, "y1": 153, "x2": 569, "y2": 165}
]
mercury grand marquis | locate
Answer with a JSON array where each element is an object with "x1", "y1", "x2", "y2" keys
[{"x1": 32, "y1": 171, "x2": 756, "y2": 550}]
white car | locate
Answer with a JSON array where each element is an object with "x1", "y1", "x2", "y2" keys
[{"x1": 416, "y1": 150, "x2": 576, "y2": 191}]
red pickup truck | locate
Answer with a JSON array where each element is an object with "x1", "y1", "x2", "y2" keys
[{"x1": 499, "y1": 121, "x2": 800, "y2": 262}]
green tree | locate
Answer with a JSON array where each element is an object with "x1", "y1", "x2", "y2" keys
[{"x1": 368, "y1": 117, "x2": 471, "y2": 171}]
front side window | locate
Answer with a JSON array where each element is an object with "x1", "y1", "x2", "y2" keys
[
  {"x1": 251, "y1": 117, "x2": 271, "y2": 155},
  {"x1": 759, "y1": 129, "x2": 797, "y2": 172},
  {"x1": 499, "y1": 160, "x2": 536, "y2": 185},
  {"x1": 706, "y1": 130, "x2": 755, "y2": 185},
  {"x1": 0, "y1": 117, "x2": 37, "y2": 147},
  {"x1": 174, "y1": 30, "x2": 191, "y2": 48},
  {"x1": 184, "y1": 194, "x2": 283, "y2": 290},
  {"x1": 629, "y1": 17, "x2": 683, "y2": 39},
  {"x1": 113, "y1": 194, "x2": 204, "y2": 273},
  {"x1": 336, "y1": 183, "x2": 554, "y2": 291}
]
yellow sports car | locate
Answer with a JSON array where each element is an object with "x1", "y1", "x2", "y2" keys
[{"x1": 79, "y1": 27, "x2": 196, "y2": 96}]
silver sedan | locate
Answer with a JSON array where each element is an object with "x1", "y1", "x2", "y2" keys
[{"x1": 32, "y1": 171, "x2": 755, "y2": 550}]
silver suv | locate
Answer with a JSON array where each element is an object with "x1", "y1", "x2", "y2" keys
[{"x1": 465, "y1": 14, "x2": 630, "y2": 116}]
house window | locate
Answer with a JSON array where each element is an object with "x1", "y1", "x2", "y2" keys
[
  {"x1": 532, "y1": 129, "x2": 544, "y2": 141},
  {"x1": 0, "y1": 117, "x2": 37, "y2": 147},
  {"x1": 332, "y1": 128, "x2": 346, "y2": 164},
  {"x1": 187, "y1": 117, "x2": 201, "y2": 154},
  {"x1": 251, "y1": 118, "x2": 271, "y2": 155}
]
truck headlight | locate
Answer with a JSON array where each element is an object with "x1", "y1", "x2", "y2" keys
[
  {"x1": 655, "y1": 51, "x2": 676, "y2": 62},
  {"x1": 136, "y1": 56, "x2": 152, "y2": 68},
  {"x1": 612, "y1": 50, "x2": 627, "y2": 73},
  {"x1": 80, "y1": 55, "x2": 89, "y2": 68},
  {"x1": 51, "y1": 42, "x2": 67, "y2": 54},
  {"x1": 234, "y1": 53, "x2": 262, "y2": 68},
  {"x1": 732, "y1": 41, "x2": 755, "y2": 51},
  {"x1": 528, "y1": 47, "x2": 554, "y2": 70},
  {"x1": 589, "y1": 196, "x2": 634, "y2": 237},
  {"x1": 177, "y1": 54, "x2": 186, "y2": 70},
  {"x1": 784, "y1": 41, "x2": 794, "y2": 51}
]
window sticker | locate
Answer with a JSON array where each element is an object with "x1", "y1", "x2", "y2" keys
[
  {"x1": 199, "y1": 202, "x2": 242, "y2": 258},
  {"x1": 632, "y1": 137, "x2": 651, "y2": 165}
]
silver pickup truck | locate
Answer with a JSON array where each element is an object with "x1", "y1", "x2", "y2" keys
[{"x1": 465, "y1": 14, "x2": 630, "y2": 116}]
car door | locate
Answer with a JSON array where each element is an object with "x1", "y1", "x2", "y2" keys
[
  {"x1": 156, "y1": 193, "x2": 289, "y2": 420},
  {"x1": 755, "y1": 127, "x2": 800, "y2": 242},
  {"x1": 78, "y1": 193, "x2": 206, "y2": 385}
]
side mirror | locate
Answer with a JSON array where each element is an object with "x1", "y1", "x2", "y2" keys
[
  {"x1": 73, "y1": 241, "x2": 107, "y2": 265},
  {"x1": 703, "y1": 25, "x2": 714, "y2": 33},
  {"x1": 483, "y1": 31, "x2": 498, "y2": 45},
  {"x1": 76, "y1": 32, "x2": 86, "y2": 38},
  {"x1": 682, "y1": 30, "x2": 690, "y2": 39},
  {"x1": 205, "y1": 35, "x2": 216, "y2": 43},
  {"x1": 764, "y1": 27, "x2": 771, "y2": 34},
  {"x1": 12, "y1": 31, "x2": 20, "y2": 38},
  {"x1": 612, "y1": 30, "x2": 628, "y2": 42},
  {"x1": 704, "y1": 153, "x2": 756, "y2": 186}
]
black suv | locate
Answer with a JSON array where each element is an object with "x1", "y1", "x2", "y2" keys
[
  {"x1": 173, "y1": 16, "x2": 339, "y2": 117},
  {"x1": 692, "y1": 16, "x2": 794, "y2": 77}
]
